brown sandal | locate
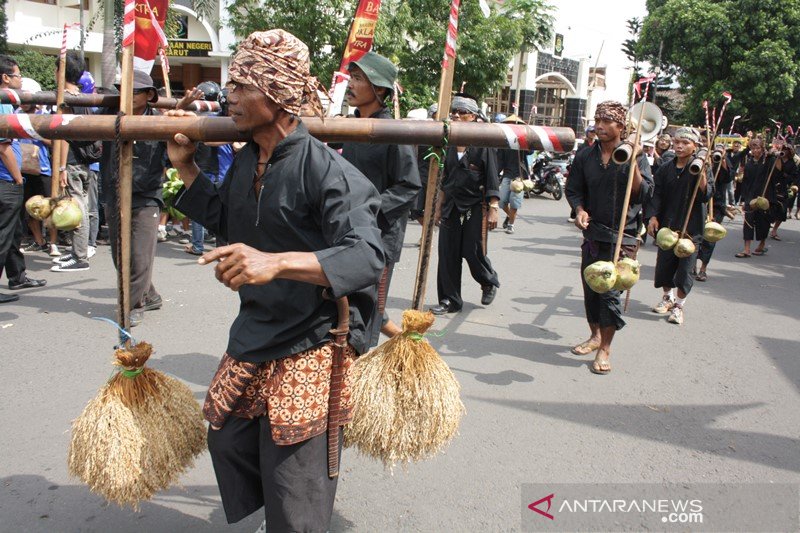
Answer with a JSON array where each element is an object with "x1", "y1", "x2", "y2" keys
[{"x1": 571, "y1": 340, "x2": 600, "y2": 355}]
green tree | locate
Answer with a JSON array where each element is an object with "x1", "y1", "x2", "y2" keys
[
  {"x1": 0, "y1": 0, "x2": 8, "y2": 55},
  {"x1": 10, "y1": 48, "x2": 58, "y2": 90},
  {"x1": 638, "y1": 0, "x2": 800, "y2": 130},
  {"x1": 224, "y1": 0, "x2": 554, "y2": 110}
]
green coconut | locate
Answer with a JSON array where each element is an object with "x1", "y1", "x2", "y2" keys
[
  {"x1": 583, "y1": 261, "x2": 617, "y2": 294},
  {"x1": 51, "y1": 197, "x2": 83, "y2": 231},
  {"x1": 749, "y1": 196, "x2": 769, "y2": 211},
  {"x1": 703, "y1": 221, "x2": 727, "y2": 243},
  {"x1": 25, "y1": 195, "x2": 53, "y2": 221},
  {"x1": 510, "y1": 179, "x2": 525, "y2": 193},
  {"x1": 613, "y1": 258, "x2": 641, "y2": 291},
  {"x1": 522, "y1": 178, "x2": 535, "y2": 192},
  {"x1": 674, "y1": 238, "x2": 696, "y2": 258},
  {"x1": 656, "y1": 227, "x2": 679, "y2": 251}
]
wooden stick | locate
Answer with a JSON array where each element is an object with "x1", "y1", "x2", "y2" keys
[
  {"x1": 760, "y1": 153, "x2": 781, "y2": 199},
  {"x1": 160, "y1": 48, "x2": 172, "y2": 99},
  {"x1": 679, "y1": 157, "x2": 710, "y2": 239},
  {"x1": 0, "y1": 90, "x2": 220, "y2": 112},
  {"x1": 612, "y1": 101, "x2": 648, "y2": 264},
  {"x1": 708, "y1": 160, "x2": 724, "y2": 220},
  {"x1": 411, "y1": 48, "x2": 458, "y2": 310},
  {"x1": 0, "y1": 114, "x2": 576, "y2": 151},
  {"x1": 118, "y1": 45, "x2": 134, "y2": 337},
  {"x1": 50, "y1": 44, "x2": 68, "y2": 202}
]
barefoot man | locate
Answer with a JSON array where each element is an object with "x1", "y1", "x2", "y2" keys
[{"x1": 565, "y1": 101, "x2": 654, "y2": 374}]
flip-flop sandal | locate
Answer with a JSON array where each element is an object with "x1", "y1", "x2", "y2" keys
[
  {"x1": 571, "y1": 341, "x2": 600, "y2": 355},
  {"x1": 752, "y1": 249, "x2": 767, "y2": 256},
  {"x1": 695, "y1": 271, "x2": 708, "y2": 281},
  {"x1": 770, "y1": 235, "x2": 781, "y2": 240},
  {"x1": 590, "y1": 359, "x2": 611, "y2": 375},
  {"x1": 734, "y1": 252, "x2": 751, "y2": 258}
]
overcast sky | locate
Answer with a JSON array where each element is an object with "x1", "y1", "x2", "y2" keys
[{"x1": 550, "y1": 1, "x2": 649, "y2": 103}]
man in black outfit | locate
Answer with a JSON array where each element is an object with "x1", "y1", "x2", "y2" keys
[
  {"x1": 431, "y1": 95, "x2": 500, "y2": 315},
  {"x1": 646, "y1": 127, "x2": 712, "y2": 325},
  {"x1": 341, "y1": 51, "x2": 421, "y2": 339},
  {"x1": 565, "y1": 100, "x2": 653, "y2": 374},
  {"x1": 736, "y1": 138, "x2": 782, "y2": 257}
]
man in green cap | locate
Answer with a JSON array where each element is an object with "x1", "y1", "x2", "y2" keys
[{"x1": 341, "y1": 51, "x2": 421, "y2": 341}]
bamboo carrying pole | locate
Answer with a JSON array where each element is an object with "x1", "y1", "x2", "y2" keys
[
  {"x1": 0, "y1": 114, "x2": 575, "y2": 150},
  {"x1": 0, "y1": 90, "x2": 220, "y2": 113},
  {"x1": 411, "y1": 54, "x2": 457, "y2": 310},
  {"x1": 118, "y1": 46, "x2": 134, "y2": 335}
]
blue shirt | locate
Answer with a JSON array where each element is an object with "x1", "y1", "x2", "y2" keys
[
  {"x1": 17, "y1": 109, "x2": 52, "y2": 177},
  {"x1": 0, "y1": 103, "x2": 22, "y2": 183}
]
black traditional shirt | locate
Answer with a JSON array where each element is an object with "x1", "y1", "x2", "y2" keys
[
  {"x1": 646, "y1": 159, "x2": 714, "y2": 239},
  {"x1": 565, "y1": 142, "x2": 654, "y2": 245},
  {"x1": 741, "y1": 154, "x2": 779, "y2": 203},
  {"x1": 100, "y1": 106, "x2": 166, "y2": 209},
  {"x1": 775, "y1": 158, "x2": 797, "y2": 201},
  {"x1": 440, "y1": 146, "x2": 500, "y2": 219},
  {"x1": 341, "y1": 107, "x2": 421, "y2": 263},
  {"x1": 710, "y1": 159, "x2": 732, "y2": 205},
  {"x1": 496, "y1": 148, "x2": 531, "y2": 180},
  {"x1": 175, "y1": 122, "x2": 385, "y2": 362}
]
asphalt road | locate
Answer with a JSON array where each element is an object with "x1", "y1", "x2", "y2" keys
[{"x1": 1, "y1": 195, "x2": 798, "y2": 532}]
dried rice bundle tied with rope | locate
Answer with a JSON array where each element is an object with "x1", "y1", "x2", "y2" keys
[
  {"x1": 345, "y1": 310, "x2": 464, "y2": 469},
  {"x1": 67, "y1": 342, "x2": 206, "y2": 508}
]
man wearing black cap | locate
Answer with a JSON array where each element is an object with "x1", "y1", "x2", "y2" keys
[
  {"x1": 341, "y1": 51, "x2": 421, "y2": 340},
  {"x1": 431, "y1": 95, "x2": 500, "y2": 315},
  {"x1": 100, "y1": 69, "x2": 166, "y2": 326}
]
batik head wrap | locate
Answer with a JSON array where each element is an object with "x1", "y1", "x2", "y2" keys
[
  {"x1": 227, "y1": 29, "x2": 326, "y2": 118},
  {"x1": 594, "y1": 100, "x2": 627, "y2": 127}
]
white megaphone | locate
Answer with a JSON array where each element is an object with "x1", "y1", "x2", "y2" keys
[{"x1": 612, "y1": 102, "x2": 665, "y2": 164}]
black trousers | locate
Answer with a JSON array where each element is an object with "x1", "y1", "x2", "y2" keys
[
  {"x1": 437, "y1": 203, "x2": 499, "y2": 309},
  {"x1": 654, "y1": 244, "x2": 697, "y2": 295},
  {"x1": 580, "y1": 240, "x2": 625, "y2": 330},
  {"x1": 207, "y1": 415, "x2": 342, "y2": 530},
  {"x1": 698, "y1": 206, "x2": 725, "y2": 265},
  {"x1": 106, "y1": 205, "x2": 160, "y2": 309},
  {"x1": 742, "y1": 205, "x2": 770, "y2": 241},
  {"x1": 0, "y1": 181, "x2": 27, "y2": 284}
]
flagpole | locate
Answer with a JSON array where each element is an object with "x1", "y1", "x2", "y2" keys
[
  {"x1": 159, "y1": 47, "x2": 172, "y2": 98},
  {"x1": 411, "y1": 0, "x2": 460, "y2": 310}
]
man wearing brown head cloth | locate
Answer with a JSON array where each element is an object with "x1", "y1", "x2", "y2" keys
[
  {"x1": 565, "y1": 101, "x2": 654, "y2": 374},
  {"x1": 167, "y1": 29, "x2": 384, "y2": 531}
]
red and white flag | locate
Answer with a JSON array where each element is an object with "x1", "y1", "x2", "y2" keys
[
  {"x1": 442, "y1": 0, "x2": 461, "y2": 69},
  {"x1": 131, "y1": 0, "x2": 169, "y2": 73}
]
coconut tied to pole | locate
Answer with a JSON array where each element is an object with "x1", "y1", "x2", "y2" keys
[{"x1": 68, "y1": 340, "x2": 206, "y2": 507}]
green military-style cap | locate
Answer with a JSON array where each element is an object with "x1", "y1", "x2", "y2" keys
[{"x1": 348, "y1": 51, "x2": 397, "y2": 91}]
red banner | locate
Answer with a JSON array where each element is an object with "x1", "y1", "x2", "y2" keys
[
  {"x1": 133, "y1": 0, "x2": 169, "y2": 73},
  {"x1": 327, "y1": 0, "x2": 381, "y2": 116},
  {"x1": 338, "y1": 0, "x2": 381, "y2": 71}
]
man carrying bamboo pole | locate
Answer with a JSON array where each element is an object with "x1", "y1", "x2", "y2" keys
[
  {"x1": 565, "y1": 101, "x2": 653, "y2": 374},
  {"x1": 341, "y1": 51, "x2": 421, "y2": 339},
  {"x1": 166, "y1": 29, "x2": 384, "y2": 531},
  {"x1": 646, "y1": 128, "x2": 712, "y2": 325}
]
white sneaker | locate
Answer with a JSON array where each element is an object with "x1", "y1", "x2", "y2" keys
[
  {"x1": 157, "y1": 227, "x2": 167, "y2": 242},
  {"x1": 667, "y1": 304, "x2": 684, "y2": 325},
  {"x1": 87, "y1": 246, "x2": 97, "y2": 259},
  {"x1": 48, "y1": 244, "x2": 60, "y2": 257},
  {"x1": 53, "y1": 252, "x2": 74, "y2": 264}
]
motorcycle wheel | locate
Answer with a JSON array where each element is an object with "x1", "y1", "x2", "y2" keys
[
  {"x1": 531, "y1": 184, "x2": 545, "y2": 196},
  {"x1": 552, "y1": 181, "x2": 563, "y2": 201}
]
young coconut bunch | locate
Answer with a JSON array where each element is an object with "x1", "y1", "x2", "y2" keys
[
  {"x1": 68, "y1": 340, "x2": 206, "y2": 508},
  {"x1": 51, "y1": 196, "x2": 84, "y2": 231},
  {"x1": 703, "y1": 220, "x2": 727, "y2": 242},
  {"x1": 345, "y1": 310, "x2": 464, "y2": 469},
  {"x1": 749, "y1": 196, "x2": 770, "y2": 211},
  {"x1": 25, "y1": 194, "x2": 55, "y2": 221}
]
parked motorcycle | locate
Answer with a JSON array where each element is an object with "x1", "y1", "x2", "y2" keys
[{"x1": 530, "y1": 152, "x2": 565, "y2": 200}]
